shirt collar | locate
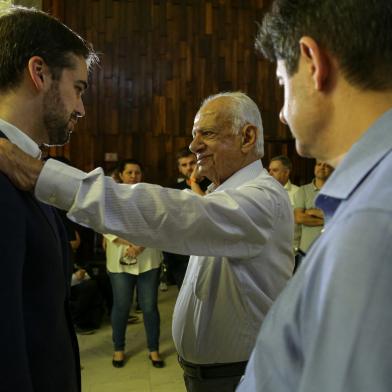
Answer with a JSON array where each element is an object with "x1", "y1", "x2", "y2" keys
[
  {"x1": 318, "y1": 108, "x2": 392, "y2": 201},
  {"x1": 311, "y1": 179, "x2": 321, "y2": 191},
  {"x1": 0, "y1": 118, "x2": 41, "y2": 159},
  {"x1": 316, "y1": 108, "x2": 392, "y2": 221},
  {"x1": 284, "y1": 180, "x2": 296, "y2": 191},
  {"x1": 208, "y1": 160, "x2": 263, "y2": 193}
]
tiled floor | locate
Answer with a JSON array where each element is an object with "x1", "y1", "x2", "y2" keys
[{"x1": 78, "y1": 286, "x2": 186, "y2": 392}]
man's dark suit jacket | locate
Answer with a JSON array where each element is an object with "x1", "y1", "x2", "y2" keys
[{"x1": 0, "y1": 132, "x2": 80, "y2": 391}]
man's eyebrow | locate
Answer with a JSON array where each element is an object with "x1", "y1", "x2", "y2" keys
[
  {"x1": 76, "y1": 80, "x2": 88, "y2": 90},
  {"x1": 192, "y1": 126, "x2": 215, "y2": 136}
]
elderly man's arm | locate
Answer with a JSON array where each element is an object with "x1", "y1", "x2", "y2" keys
[
  {"x1": 0, "y1": 140, "x2": 289, "y2": 259},
  {"x1": 35, "y1": 160, "x2": 284, "y2": 258},
  {"x1": 0, "y1": 139, "x2": 43, "y2": 191}
]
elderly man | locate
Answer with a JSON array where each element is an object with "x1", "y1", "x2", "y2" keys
[
  {"x1": 0, "y1": 91, "x2": 293, "y2": 392},
  {"x1": 236, "y1": 0, "x2": 392, "y2": 391},
  {"x1": 0, "y1": 5, "x2": 96, "y2": 392},
  {"x1": 268, "y1": 155, "x2": 298, "y2": 206}
]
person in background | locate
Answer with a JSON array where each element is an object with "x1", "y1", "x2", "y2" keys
[
  {"x1": 48, "y1": 156, "x2": 104, "y2": 334},
  {"x1": 268, "y1": 155, "x2": 299, "y2": 206},
  {"x1": 70, "y1": 259, "x2": 103, "y2": 335},
  {"x1": 104, "y1": 159, "x2": 164, "y2": 369},
  {"x1": 161, "y1": 147, "x2": 211, "y2": 290},
  {"x1": 293, "y1": 160, "x2": 333, "y2": 253},
  {"x1": 175, "y1": 147, "x2": 210, "y2": 195},
  {"x1": 269, "y1": 154, "x2": 301, "y2": 258}
]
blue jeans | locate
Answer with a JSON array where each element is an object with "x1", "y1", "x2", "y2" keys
[{"x1": 108, "y1": 268, "x2": 160, "y2": 352}]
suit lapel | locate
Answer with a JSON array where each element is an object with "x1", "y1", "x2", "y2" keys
[{"x1": 0, "y1": 129, "x2": 61, "y2": 246}]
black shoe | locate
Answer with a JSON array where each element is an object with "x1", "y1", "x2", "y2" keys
[
  {"x1": 148, "y1": 354, "x2": 165, "y2": 368},
  {"x1": 112, "y1": 358, "x2": 124, "y2": 368},
  {"x1": 74, "y1": 326, "x2": 96, "y2": 335}
]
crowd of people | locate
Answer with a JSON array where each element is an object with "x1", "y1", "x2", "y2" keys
[{"x1": 1, "y1": 1, "x2": 392, "y2": 392}]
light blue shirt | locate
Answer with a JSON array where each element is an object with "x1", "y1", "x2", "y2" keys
[{"x1": 237, "y1": 108, "x2": 392, "y2": 392}]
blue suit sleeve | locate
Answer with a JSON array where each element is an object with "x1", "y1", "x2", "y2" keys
[{"x1": 0, "y1": 175, "x2": 33, "y2": 391}]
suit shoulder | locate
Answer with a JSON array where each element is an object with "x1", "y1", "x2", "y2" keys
[{"x1": 0, "y1": 173, "x2": 27, "y2": 207}]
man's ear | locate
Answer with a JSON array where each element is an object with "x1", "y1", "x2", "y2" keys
[
  {"x1": 299, "y1": 36, "x2": 330, "y2": 91},
  {"x1": 27, "y1": 56, "x2": 48, "y2": 91},
  {"x1": 240, "y1": 124, "x2": 257, "y2": 153}
]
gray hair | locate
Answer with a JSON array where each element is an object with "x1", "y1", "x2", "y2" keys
[{"x1": 200, "y1": 91, "x2": 264, "y2": 157}]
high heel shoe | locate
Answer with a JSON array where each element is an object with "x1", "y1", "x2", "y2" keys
[
  {"x1": 148, "y1": 354, "x2": 165, "y2": 368},
  {"x1": 112, "y1": 358, "x2": 124, "y2": 368}
]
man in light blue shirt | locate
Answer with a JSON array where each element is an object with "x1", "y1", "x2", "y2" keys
[{"x1": 235, "y1": 0, "x2": 392, "y2": 391}]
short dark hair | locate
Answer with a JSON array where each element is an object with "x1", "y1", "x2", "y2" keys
[
  {"x1": 0, "y1": 6, "x2": 97, "y2": 91},
  {"x1": 176, "y1": 147, "x2": 195, "y2": 162},
  {"x1": 116, "y1": 159, "x2": 143, "y2": 175},
  {"x1": 270, "y1": 155, "x2": 292, "y2": 171},
  {"x1": 256, "y1": 0, "x2": 392, "y2": 90}
]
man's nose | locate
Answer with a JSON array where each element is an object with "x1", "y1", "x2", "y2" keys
[
  {"x1": 190, "y1": 134, "x2": 203, "y2": 153},
  {"x1": 279, "y1": 109, "x2": 287, "y2": 125},
  {"x1": 76, "y1": 98, "x2": 85, "y2": 118}
]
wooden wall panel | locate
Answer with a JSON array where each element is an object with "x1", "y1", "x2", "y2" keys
[{"x1": 42, "y1": 0, "x2": 314, "y2": 186}]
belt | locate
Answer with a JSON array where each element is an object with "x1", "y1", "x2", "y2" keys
[{"x1": 178, "y1": 356, "x2": 247, "y2": 380}]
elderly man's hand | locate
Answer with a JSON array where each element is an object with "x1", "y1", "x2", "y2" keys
[
  {"x1": 0, "y1": 139, "x2": 43, "y2": 191},
  {"x1": 190, "y1": 164, "x2": 203, "y2": 183}
]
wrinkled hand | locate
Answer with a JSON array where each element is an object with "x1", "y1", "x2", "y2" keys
[
  {"x1": 189, "y1": 165, "x2": 206, "y2": 196},
  {"x1": 0, "y1": 139, "x2": 43, "y2": 191},
  {"x1": 190, "y1": 165, "x2": 203, "y2": 183}
]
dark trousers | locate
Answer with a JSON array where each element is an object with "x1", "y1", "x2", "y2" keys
[
  {"x1": 162, "y1": 251, "x2": 189, "y2": 289},
  {"x1": 70, "y1": 279, "x2": 103, "y2": 329}
]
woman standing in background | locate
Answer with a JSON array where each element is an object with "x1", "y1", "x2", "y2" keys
[{"x1": 104, "y1": 159, "x2": 164, "y2": 368}]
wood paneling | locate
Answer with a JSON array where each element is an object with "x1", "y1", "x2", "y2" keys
[{"x1": 43, "y1": 0, "x2": 314, "y2": 186}]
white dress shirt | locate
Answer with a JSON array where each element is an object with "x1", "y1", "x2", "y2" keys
[{"x1": 35, "y1": 159, "x2": 294, "y2": 364}]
